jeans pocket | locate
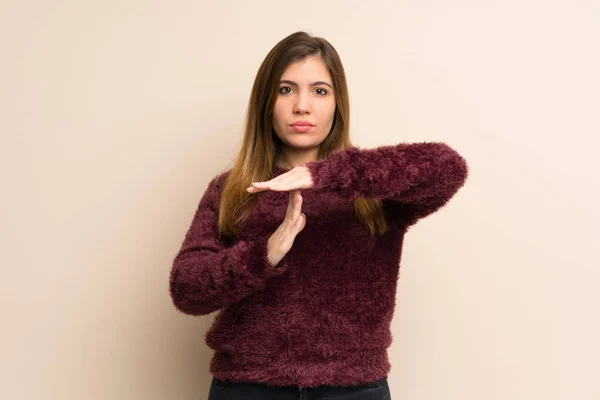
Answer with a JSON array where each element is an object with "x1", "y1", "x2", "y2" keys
[
  {"x1": 212, "y1": 377, "x2": 239, "y2": 388},
  {"x1": 361, "y1": 377, "x2": 387, "y2": 388}
]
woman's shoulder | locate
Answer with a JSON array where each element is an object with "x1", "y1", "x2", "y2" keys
[{"x1": 207, "y1": 168, "x2": 233, "y2": 189}]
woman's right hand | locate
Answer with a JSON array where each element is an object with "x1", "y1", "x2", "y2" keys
[{"x1": 267, "y1": 189, "x2": 306, "y2": 268}]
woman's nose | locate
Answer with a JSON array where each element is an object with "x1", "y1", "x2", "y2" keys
[{"x1": 293, "y1": 95, "x2": 310, "y2": 113}]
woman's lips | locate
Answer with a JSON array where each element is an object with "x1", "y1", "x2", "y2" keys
[{"x1": 290, "y1": 125, "x2": 314, "y2": 132}]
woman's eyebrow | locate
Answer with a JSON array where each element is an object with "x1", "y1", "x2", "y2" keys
[{"x1": 279, "y1": 80, "x2": 333, "y2": 89}]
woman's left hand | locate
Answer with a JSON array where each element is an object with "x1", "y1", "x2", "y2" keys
[{"x1": 246, "y1": 166, "x2": 314, "y2": 193}]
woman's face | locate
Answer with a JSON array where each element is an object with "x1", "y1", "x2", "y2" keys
[{"x1": 272, "y1": 56, "x2": 336, "y2": 154}]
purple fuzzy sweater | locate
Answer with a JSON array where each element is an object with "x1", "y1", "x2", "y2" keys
[{"x1": 169, "y1": 141, "x2": 469, "y2": 388}]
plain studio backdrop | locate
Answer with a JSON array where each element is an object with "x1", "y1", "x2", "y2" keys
[{"x1": 2, "y1": 1, "x2": 598, "y2": 399}]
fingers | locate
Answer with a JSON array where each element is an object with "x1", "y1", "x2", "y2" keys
[
  {"x1": 248, "y1": 180, "x2": 279, "y2": 193},
  {"x1": 286, "y1": 189, "x2": 302, "y2": 222},
  {"x1": 289, "y1": 190, "x2": 306, "y2": 233},
  {"x1": 286, "y1": 188, "x2": 294, "y2": 219},
  {"x1": 292, "y1": 190, "x2": 302, "y2": 222}
]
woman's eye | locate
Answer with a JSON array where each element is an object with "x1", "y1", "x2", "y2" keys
[{"x1": 278, "y1": 87, "x2": 329, "y2": 96}]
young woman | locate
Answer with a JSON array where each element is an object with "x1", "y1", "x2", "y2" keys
[{"x1": 169, "y1": 31, "x2": 469, "y2": 400}]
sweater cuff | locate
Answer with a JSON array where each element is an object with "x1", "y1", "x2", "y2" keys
[
  {"x1": 244, "y1": 235, "x2": 289, "y2": 279},
  {"x1": 305, "y1": 148, "x2": 360, "y2": 198}
]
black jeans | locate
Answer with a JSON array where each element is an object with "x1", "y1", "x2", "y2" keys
[{"x1": 207, "y1": 376, "x2": 391, "y2": 400}]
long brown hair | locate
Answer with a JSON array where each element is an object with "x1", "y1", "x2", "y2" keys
[{"x1": 217, "y1": 31, "x2": 388, "y2": 239}]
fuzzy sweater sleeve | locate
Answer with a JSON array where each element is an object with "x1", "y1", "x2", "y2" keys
[
  {"x1": 169, "y1": 174, "x2": 289, "y2": 316},
  {"x1": 305, "y1": 141, "x2": 469, "y2": 226}
]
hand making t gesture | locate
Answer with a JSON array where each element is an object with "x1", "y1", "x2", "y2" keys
[
  {"x1": 246, "y1": 166, "x2": 315, "y2": 193},
  {"x1": 246, "y1": 165, "x2": 314, "y2": 268}
]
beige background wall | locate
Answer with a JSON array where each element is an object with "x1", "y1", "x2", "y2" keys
[{"x1": 2, "y1": 0, "x2": 599, "y2": 399}]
